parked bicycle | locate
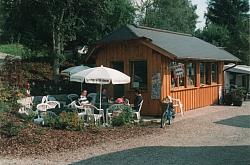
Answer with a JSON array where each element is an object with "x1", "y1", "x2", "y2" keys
[{"x1": 160, "y1": 97, "x2": 176, "y2": 128}]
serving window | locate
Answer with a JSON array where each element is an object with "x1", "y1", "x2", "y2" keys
[
  {"x1": 211, "y1": 63, "x2": 218, "y2": 83},
  {"x1": 186, "y1": 62, "x2": 196, "y2": 86},
  {"x1": 130, "y1": 60, "x2": 147, "y2": 89},
  {"x1": 170, "y1": 62, "x2": 185, "y2": 89},
  {"x1": 200, "y1": 63, "x2": 211, "y2": 85},
  {"x1": 170, "y1": 61, "x2": 221, "y2": 90}
]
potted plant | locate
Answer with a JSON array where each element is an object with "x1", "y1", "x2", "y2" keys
[{"x1": 231, "y1": 87, "x2": 245, "y2": 106}]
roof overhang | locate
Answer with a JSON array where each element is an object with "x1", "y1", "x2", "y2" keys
[{"x1": 224, "y1": 64, "x2": 250, "y2": 74}]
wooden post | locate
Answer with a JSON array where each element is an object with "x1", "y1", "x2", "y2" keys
[{"x1": 196, "y1": 62, "x2": 200, "y2": 87}]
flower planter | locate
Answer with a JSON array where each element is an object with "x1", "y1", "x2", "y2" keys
[
  {"x1": 232, "y1": 97, "x2": 243, "y2": 106},
  {"x1": 224, "y1": 93, "x2": 232, "y2": 105},
  {"x1": 232, "y1": 100, "x2": 243, "y2": 106}
]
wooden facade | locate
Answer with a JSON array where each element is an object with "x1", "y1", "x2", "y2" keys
[{"x1": 91, "y1": 39, "x2": 225, "y2": 116}]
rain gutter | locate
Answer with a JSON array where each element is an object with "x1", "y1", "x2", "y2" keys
[{"x1": 223, "y1": 63, "x2": 237, "y2": 72}]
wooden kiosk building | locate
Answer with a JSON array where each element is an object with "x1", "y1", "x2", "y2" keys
[{"x1": 87, "y1": 25, "x2": 240, "y2": 116}]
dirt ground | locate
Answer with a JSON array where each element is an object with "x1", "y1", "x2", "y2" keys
[{"x1": 1, "y1": 101, "x2": 250, "y2": 165}]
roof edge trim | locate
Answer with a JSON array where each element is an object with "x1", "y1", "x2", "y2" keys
[{"x1": 134, "y1": 24, "x2": 192, "y2": 37}]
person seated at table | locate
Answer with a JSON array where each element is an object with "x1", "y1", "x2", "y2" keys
[
  {"x1": 95, "y1": 88, "x2": 109, "y2": 105},
  {"x1": 95, "y1": 88, "x2": 109, "y2": 122},
  {"x1": 133, "y1": 89, "x2": 143, "y2": 112},
  {"x1": 78, "y1": 89, "x2": 89, "y2": 105},
  {"x1": 115, "y1": 97, "x2": 124, "y2": 104}
]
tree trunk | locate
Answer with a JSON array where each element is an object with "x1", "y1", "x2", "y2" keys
[{"x1": 52, "y1": 21, "x2": 60, "y2": 83}]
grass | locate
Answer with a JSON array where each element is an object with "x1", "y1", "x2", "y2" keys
[{"x1": 0, "y1": 43, "x2": 25, "y2": 56}]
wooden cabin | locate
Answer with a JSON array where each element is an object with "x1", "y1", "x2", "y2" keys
[{"x1": 86, "y1": 25, "x2": 240, "y2": 116}]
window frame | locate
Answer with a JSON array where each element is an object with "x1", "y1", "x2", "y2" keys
[
  {"x1": 170, "y1": 61, "x2": 185, "y2": 89},
  {"x1": 186, "y1": 62, "x2": 196, "y2": 87},
  {"x1": 129, "y1": 60, "x2": 148, "y2": 90},
  {"x1": 200, "y1": 62, "x2": 212, "y2": 86},
  {"x1": 211, "y1": 63, "x2": 218, "y2": 84}
]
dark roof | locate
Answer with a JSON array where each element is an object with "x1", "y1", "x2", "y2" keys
[{"x1": 97, "y1": 25, "x2": 240, "y2": 62}]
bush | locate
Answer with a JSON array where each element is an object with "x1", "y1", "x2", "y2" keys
[
  {"x1": 43, "y1": 111, "x2": 85, "y2": 131},
  {"x1": 0, "y1": 81, "x2": 22, "y2": 112},
  {"x1": 0, "y1": 43, "x2": 25, "y2": 56},
  {"x1": 111, "y1": 105, "x2": 133, "y2": 127},
  {"x1": 0, "y1": 102, "x2": 10, "y2": 113},
  {"x1": 0, "y1": 121, "x2": 23, "y2": 137}
]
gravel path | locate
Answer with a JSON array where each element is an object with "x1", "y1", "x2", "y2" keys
[{"x1": 1, "y1": 101, "x2": 250, "y2": 165}]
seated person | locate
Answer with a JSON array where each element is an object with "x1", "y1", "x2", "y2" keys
[
  {"x1": 95, "y1": 88, "x2": 109, "y2": 106},
  {"x1": 133, "y1": 89, "x2": 143, "y2": 112},
  {"x1": 78, "y1": 90, "x2": 89, "y2": 105},
  {"x1": 115, "y1": 97, "x2": 124, "y2": 104},
  {"x1": 95, "y1": 88, "x2": 109, "y2": 122}
]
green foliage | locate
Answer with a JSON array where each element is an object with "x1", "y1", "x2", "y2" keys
[
  {"x1": 231, "y1": 87, "x2": 246, "y2": 99},
  {"x1": 0, "y1": 121, "x2": 23, "y2": 137},
  {"x1": 138, "y1": 0, "x2": 198, "y2": 33},
  {"x1": 195, "y1": 24, "x2": 230, "y2": 47},
  {"x1": 0, "y1": 81, "x2": 23, "y2": 115},
  {"x1": 0, "y1": 81, "x2": 16, "y2": 102},
  {"x1": 0, "y1": 0, "x2": 136, "y2": 81},
  {"x1": 0, "y1": 43, "x2": 25, "y2": 56},
  {"x1": 202, "y1": 0, "x2": 250, "y2": 64},
  {"x1": 0, "y1": 101, "x2": 10, "y2": 113},
  {"x1": 21, "y1": 110, "x2": 37, "y2": 123},
  {"x1": 43, "y1": 111, "x2": 85, "y2": 131},
  {"x1": 111, "y1": 104, "x2": 133, "y2": 127}
]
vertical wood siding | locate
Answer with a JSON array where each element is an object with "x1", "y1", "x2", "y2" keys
[
  {"x1": 94, "y1": 40, "x2": 223, "y2": 116},
  {"x1": 170, "y1": 85, "x2": 220, "y2": 112}
]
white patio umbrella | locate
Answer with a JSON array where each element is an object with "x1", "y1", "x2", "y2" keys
[
  {"x1": 61, "y1": 65, "x2": 90, "y2": 76},
  {"x1": 61, "y1": 65, "x2": 90, "y2": 90},
  {"x1": 70, "y1": 65, "x2": 131, "y2": 110}
]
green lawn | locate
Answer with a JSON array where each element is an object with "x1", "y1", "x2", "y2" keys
[{"x1": 0, "y1": 43, "x2": 25, "y2": 56}]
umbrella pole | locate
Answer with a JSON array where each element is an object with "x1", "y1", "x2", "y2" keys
[
  {"x1": 81, "y1": 82, "x2": 82, "y2": 91},
  {"x1": 99, "y1": 84, "x2": 106, "y2": 124},
  {"x1": 99, "y1": 84, "x2": 102, "y2": 109}
]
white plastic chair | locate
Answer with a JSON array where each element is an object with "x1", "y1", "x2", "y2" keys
[
  {"x1": 36, "y1": 103, "x2": 50, "y2": 112},
  {"x1": 68, "y1": 100, "x2": 83, "y2": 109},
  {"x1": 41, "y1": 96, "x2": 48, "y2": 103},
  {"x1": 47, "y1": 95, "x2": 57, "y2": 101},
  {"x1": 67, "y1": 94, "x2": 79, "y2": 102},
  {"x1": 82, "y1": 104, "x2": 104, "y2": 125},
  {"x1": 87, "y1": 93, "x2": 97, "y2": 104},
  {"x1": 47, "y1": 101, "x2": 61, "y2": 109},
  {"x1": 133, "y1": 100, "x2": 143, "y2": 120},
  {"x1": 34, "y1": 103, "x2": 50, "y2": 124},
  {"x1": 167, "y1": 96, "x2": 184, "y2": 116}
]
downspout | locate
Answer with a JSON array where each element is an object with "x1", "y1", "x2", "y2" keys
[{"x1": 220, "y1": 63, "x2": 238, "y2": 104}]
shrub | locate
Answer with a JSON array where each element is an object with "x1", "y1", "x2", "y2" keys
[
  {"x1": 0, "y1": 121, "x2": 23, "y2": 137},
  {"x1": 111, "y1": 105, "x2": 133, "y2": 127},
  {"x1": 0, "y1": 102, "x2": 10, "y2": 113},
  {"x1": 43, "y1": 111, "x2": 85, "y2": 131},
  {"x1": 22, "y1": 110, "x2": 37, "y2": 123}
]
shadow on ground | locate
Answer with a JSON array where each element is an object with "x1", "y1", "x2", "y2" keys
[
  {"x1": 71, "y1": 145, "x2": 250, "y2": 165},
  {"x1": 215, "y1": 115, "x2": 250, "y2": 128}
]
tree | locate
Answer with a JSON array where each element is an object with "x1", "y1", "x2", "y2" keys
[
  {"x1": 1, "y1": 0, "x2": 135, "y2": 82},
  {"x1": 76, "y1": 0, "x2": 135, "y2": 46},
  {"x1": 205, "y1": 0, "x2": 249, "y2": 64},
  {"x1": 137, "y1": 0, "x2": 198, "y2": 34},
  {"x1": 195, "y1": 23, "x2": 230, "y2": 47}
]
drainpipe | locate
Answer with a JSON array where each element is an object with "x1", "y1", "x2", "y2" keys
[{"x1": 220, "y1": 63, "x2": 238, "y2": 104}]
